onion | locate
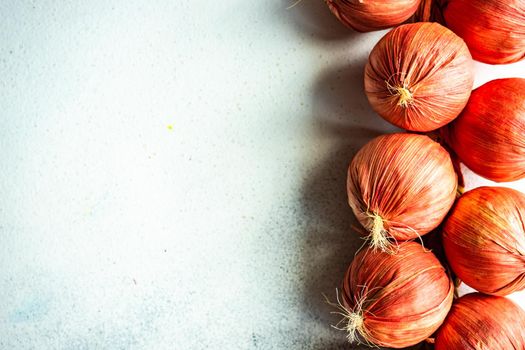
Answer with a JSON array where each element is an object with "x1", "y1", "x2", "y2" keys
[
  {"x1": 443, "y1": 0, "x2": 525, "y2": 64},
  {"x1": 336, "y1": 242, "x2": 453, "y2": 348},
  {"x1": 435, "y1": 293, "x2": 525, "y2": 349},
  {"x1": 347, "y1": 133, "x2": 457, "y2": 251},
  {"x1": 325, "y1": 0, "x2": 421, "y2": 32},
  {"x1": 442, "y1": 78, "x2": 525, "y2": 182},
  {"x1": 443, "y1": 186, "x2": 525, "y2": 296},
  {"x1": 364, "y1": 22, "x2": 474, "y2": 132}
]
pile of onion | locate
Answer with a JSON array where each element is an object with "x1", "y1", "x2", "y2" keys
[
  {"x1": 337, "y1": 242, "x2": 453, "y2": 348},
  {"x1": 347, "y1": 133, "x2": 457, "y2": 251},
  {"x1": 442, "y1": 78, "x2": 525, "y2": 182},
  {"x1": 443, "y1": 186, "x2": 525, "y2": 296},
  {"x1": 325, "y1": 0, "x2": 421, "y2": 32},
  {"x1": 364, "y1": 22, "x2": 474, "y2": 132},
  {"x1": 443, "y1": 0, "x2": 525, "y2": 64},
  {"x1": 435, "y1": 293, "x2": 525, "y2": 349},
  {"x1": 312, "y1": 3, "x2": 525, "y2": 348}
]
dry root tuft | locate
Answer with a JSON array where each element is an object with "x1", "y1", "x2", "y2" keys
[
  {"x1": 324, "y1": 290, "x2": 373, "y2": 347},
  {"x1": 366, "y1": 213, "x2": 395, "y2": 253},
  {"x1": 385, "y1": 81, "x2": 414, "y2": 108}
]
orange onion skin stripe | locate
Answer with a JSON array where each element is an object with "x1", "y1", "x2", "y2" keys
[
  {"x1": 435, "y1": 293, "x2": 525, "y2": 349},
  {"x1": 443, "y1": 186, "x2": 525, "y2": 296},
  {"x1": 342, "y1": 242, "x2": 453, "y2": 348}
]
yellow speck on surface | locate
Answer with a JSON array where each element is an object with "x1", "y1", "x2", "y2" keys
[{"x1": 167, "y1": 124, "x2": 173, "y2": 131}]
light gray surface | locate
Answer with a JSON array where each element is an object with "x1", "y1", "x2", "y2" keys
[{"x1": 1, "y1": 1, "x2": 524, "y2": 349}]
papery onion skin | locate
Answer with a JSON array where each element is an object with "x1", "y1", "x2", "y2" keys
[
  {"x1": 435, "y1": 293, "x2": 525, "y2": 350},
  {"x1": 443, "y1": 186, "x2": 525, "y2": 296},
  {"x1": 444, "y1": 0, "x2": 525, "y2": 64},
  {"x1": 341, "y1": 242, "x2": 453, "y2": 348},
  {"x1": 347, "y1": 133, "x2": 457, "y2": 250},
  {"x1": 325, "y1": 0, "x2": 421, "y2": 32},
  {"x1": 442, "y1": 78, "x2": 525, "y2": 182},
  {"x1": 365, "y1": 22, "x2": 474, "y2": 132},
  {"x1": 413, "y1": 0, "x2": 445, "y2": 23}
]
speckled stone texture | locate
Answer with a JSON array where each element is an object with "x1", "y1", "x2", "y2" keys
[{"x1": 1, "y1": 1, "x2": 524, "y2": 349}]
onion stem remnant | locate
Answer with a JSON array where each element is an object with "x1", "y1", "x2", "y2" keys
[
  {"x1": 368, "y1": 213, "x2": 392, "y2": 252},
  {"x1": 386, "y1": 80, "x2": 414, "y2": 108}
]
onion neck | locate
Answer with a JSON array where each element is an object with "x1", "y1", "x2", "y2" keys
[
  {"x1": 395, "y1": 86, "x2": 413, "y2": 107},
  {"x1": 345, "y1": 312, "x2": 364, "y2": 343},
  {"x1": 370, "y1": 214, "x2": 391, "y2": 252},
  {"x1": 385, "y1": 81, "x2": 414, "y2": 108}
]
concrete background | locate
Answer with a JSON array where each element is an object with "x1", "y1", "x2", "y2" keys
[{"x1": 1, "y1": 1, "x2": 524, "y2": 349}]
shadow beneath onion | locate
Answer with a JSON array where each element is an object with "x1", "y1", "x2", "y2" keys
[
  {"x1": 284, "y1": 0, "x2": 355, "y2": 42},
  {"x1": 298, "y1": 140, "x2": 374, "y2": 350},
  {"x1": 298, "y1": 62, "x2": 422, "y2": 350}
]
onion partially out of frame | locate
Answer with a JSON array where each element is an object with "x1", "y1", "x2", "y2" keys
[
  {"x1": 337, "y1": 242, "x2": 453, "y2": 348},
  {"x1": 443, "y1": 186, "x2": 525, "y2": 296},
  {"x1": 444, "y1": 0, "x2": 525, "y2": 64},
  {"x1": 325, "y1": 0, "x2": 421, "y2": 32},
  {"x1": 442, "y1": 78, "x2": 525, "y2": 182},
  {"x1": 435, "y1": 293, "x2": 525, "y2": 349}
]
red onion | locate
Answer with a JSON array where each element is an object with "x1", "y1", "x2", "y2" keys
[
  {"x1": 435, "y1": 293, "x2": 525, "y2": 349},
  {"x1": 443, "y1": 186, "x2": 525, "y2": 296},
  {"x1": 444, "y1": 0, "x2": 525, "y2": 64},
  {"x1": 338, "y1": 242, "x2": 453, "y2": 348},
  {"x1": 325, "y1": 0, "x2": 421, "y2": 32},
  {"x1": 365, "y1": 22, "x2": 474, "y2": 131},
  {"x1": 442, "y1": 78, "x2": 525, "y2": 182},
  {"x1": 347, "y1": 133, "x2": 457, "y2": 251}
]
